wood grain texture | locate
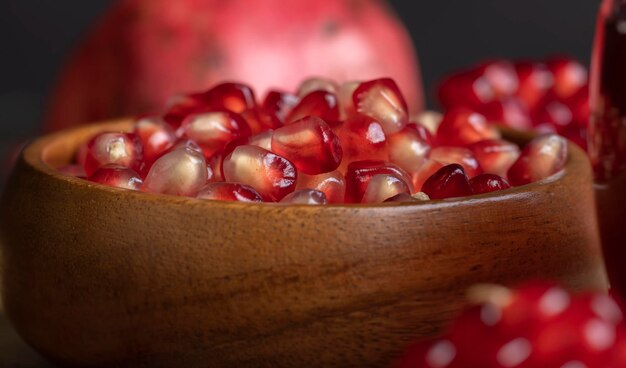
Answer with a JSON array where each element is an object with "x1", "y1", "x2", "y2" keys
[{"x1": 0, "y1": 120, "x2": 608, "y2": 367}]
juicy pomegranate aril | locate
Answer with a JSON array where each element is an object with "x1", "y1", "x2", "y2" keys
[
  {"x1": 84, "y1": 132, "x2": 143, "y2": 177},
  {"x1": 297, "y1": 171, "x2": 346, "y2": 204},
  {"x1": 421, "y1": 164, "x2": 472, "y2": 200},
  {"x1": 134, "y1": 117, "x2": 176, "y2": 166},
  {"x1": 179, "y1": 111, "x2": 251, "y2": 159},
  {"x1": 197, "y1": 182, "x2": 263, "y2": 203},
  {"x1": 353, "y1": 78, "x2": 409, "y2": 134},
  {"x1": 286, "y1": 90, "x2": 339, "y2": 123},
  {"x1": 507, "y1": 134, "x2": 568, "y2": 186},
  {"x1": 469, "y1": 139, "x2": 521, "y2": 178},
  {"x1": 470, "y1": 174, "x2": 511, "y2": 195},
  {"x1": 271, "y1": 116, "x2": 342, "y2": 175},
  {"x1": 280, "y1": 189, "x2": 328, "y2": 205},
  {"x1": 436, "y1": 108, "x2": 500, "y2": 147},
  {"x1": 223, "y1": 145, "x2": 297, "y2": 201},
  {"x1": 89, "y1": 165, "x2": 143, "y2": 191},
  {"x1": 202, "y1": 82, "x2": 257, "y2": 113},
  {"x1": 142, "y1": 147, "x2": 208, "y2": 196},
  {"x1": 345, "y1": 160, "x2": 413, "y2": 203},
  {"x1": 361, "y1": 173, "x2": 411, "y2": 204}
]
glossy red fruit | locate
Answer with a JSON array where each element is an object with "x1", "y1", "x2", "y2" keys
[
  {"x1": 387, "y1": 125, "x2": 431, "y2": 173},
  {"x1": 507, "y1": 134, "x2": 568, "y2": 186},
  {"x1": 361, "y1": 173, "x2": 411, "y2": 203},
  {"x1": 335, "y1": 115, "x2": 389, "y2": 173},
  {"x1": 345, "y1": 160, "x2": 412, "y2": 203},
  {"x1": 263, "y1": 90, "x2": 299, "y2": 123},
  {"x1": 533, "y1": 100, "x2": 574, "y2": 132},
  {"x1": 280, "y1": 189, "x2": 327, "y2": 205},
  {"x1": 162, "y1": 92, "x2": 210, "y2": 128},
  {"x1": 58, "y1": 164, "x2": 86, "y2": 178},
  {"x1": 271, "y1": 116, "x2": 343, "y2": 175},
  {"x1": 469, "y1": 139, "x2": 521, "y2": 178},
  {"x1": 179, "y1": 111, "x2": 251, "y2": 159},
  {"x1": 479, "y1": 98, "x2": 534, "y2": 131},
  {"x1": 337, "y1": 81, "x2": 360, "y2": 120},
  {"x1": 514, "y1": 62, "x2": 555, "y2": 111},
  {"x1": 240, "y1": 108, "x2": 281, "y2": 135},
  {"x1": 421, "y1": 164, "x2": 472, "y2": 199},
  {"x1": 470, "y1": 174, "x2": 511, "y2": 195},
  {"x1": 438, "y1": 70, "x2": 496, "y2": 110},
  {"x1": 410, "y1": 159, "x2": 447, "y2": 192},
  {"x1": 479, "y1": 60, "x2": 520, "y2": 98},
  {"x1": 353, "y1": 78, "x2": 409, "y2": 134},
  {"x1": 142, "y1": 147, "x2": 208, "y2": 196},
  {"x1": 547, "y1": 57, "x2": 589, "y2": 100},
  {"x1": 384, "y1": 193, "x2": 417, "y2": 203},
  {"x1": 567, "y1": 88, "x2": 590, "y2": 128},
  {"x1": 286, "y1": 90, "x2": 339, "y2": 123},
  {"x1": 429, "y1": 147, "x2": 481, "y2": 178},
  {"x1": 88, "y1": 165, "x2": 143, "y2": 190},
  {"x1": 410, "y1": 122, "x2": 436, "y2": 146},
  {"x1": 83, "y1": 132, "x2": 143, "y2": 176},
  {"x1": 201, "y1": 82, "x2": 256, "y2": 113},
  {"x1": 436, "y1": 108, "x2": 500, "y2": 147},
  {"x1": 222, "y1": 145, "x2": 297, "y2": 201},
  {"x1": 196, "y1": 182, "x2": 263, "y2": 203},
  {"x1": 297, "y1": 170, "x2": 346, "y2": 204},
  {"x1": 297, "y1": 77, "x2": 338, "y2": 97},
  {"x1": 134, "y1": 116, "x2": 176, "y2": 167}
]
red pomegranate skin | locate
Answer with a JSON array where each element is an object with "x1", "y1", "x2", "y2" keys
[{"x1": 45, "y1": 0, "x2": 423, "y2": 131}]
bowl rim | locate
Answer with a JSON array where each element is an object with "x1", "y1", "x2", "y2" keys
[{"x1": 18, "y1": 118, "x2": 578, "y2": 209}]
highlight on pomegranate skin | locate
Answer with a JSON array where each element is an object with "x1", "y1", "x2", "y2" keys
[{"x1": 63, "y1": 77, "x2": 570, "y2": 204}]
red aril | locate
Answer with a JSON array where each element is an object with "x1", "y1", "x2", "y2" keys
[
  {"x1": 470, "y1": 174, "x2": 511, "y2": 195},
  {"x1": 479, "y1": 60, "x2": 520, "y2": 98},
  {"x1": 335, "y1": 115, "x2": 389, "y2": 173},
  {"x1": 271, "y1": 116, "x2": 343, "y2": 175},
  {"x1": 88, "y1": 165, "x2": 143, "y2": 190},
  {"x1": 410, "y1": 159, "x2": 447, "y2": 193},
  {"x1": 134, "y1": 116, "x2": 176, "y2": 167},
  {"x1": 353, "y1": 78, "x2": 408, "y2": 134},
  {"x1": 297, "y1": 171, "x2": 346, "y2": 204},
  {"x1": 179, "y1": 111, "x2": 251, "y2": 159},
  {"x1": 286, "y1": 90, "x2": 339, "y2": 123},
  {"x1": 222, "y1": 145, "x2": 297, "y2": 201},
  {"x1": 387, "y1": 124, "x2": 431, "y2": 173},
  {"x1": 280, "y1": 189, "x2": 327, "y2": 205},
  {"x1": 84, "y1": 132, "x2": 143, "y2": 176},
  {"x1": 438, "y1": 70, "x2": 496, "y2": 110},
  {"x1": 196, "y1": 182, "x2": 263, "y2": 203},
  {"x1": 429, "y1": 147, "x2": 481, "y2": 178},
  {"x1": 345, "y1": 160, "x2": 412, "y2": 203},
  {"x1": 479, "y1": 98, "x2": 534, "y2": 131},
  {"x1": 469, "y1": 139, "x2": 521, "y2": 178},
  {"x1": 567, "y1": 88, "x2": 590, "y2": 128},
  {"x1": 436, "y1": 108, "x2": 500, "y2": 147},
  {"x1": 263, "y1": 90, "x2": 299, "y2": 123},
  {"x1": 421, "y1": 164, "x2": 472, "y2": 200},
  {"x1": 507, "y1": 134, "x2": 568, "y2": 186},
  {"x1": 240, "y1": 108, "x2": 281, "y2": 135},
  {"x1": 547, "y1": 57, "x2": 589, "y2": 100},
  {"x1": 142, "y1": 147, "x2": 208, "y2": 196},
  {"x1": 514, "y1": 62, "x2": 555, "y2": 112},
  {"x1": 533, "y1": 100, "x2": 574, "y2": 132},
  {"x1": 297, "y1": 77, "x2": 338, "y2": 97},
  {"x1": 201, "y1": 82, "x2": 256, "y2": 113},
  {"x1": 361, "y1": 173, "x2": 411, "y2": 203},
  {"x1": 163, "y1": 92, "x2": 210, "y2": 128},
  {"x1": 337, "y1": 81, "x2": 360, "y2": 120}
]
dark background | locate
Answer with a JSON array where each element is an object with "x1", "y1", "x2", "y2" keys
[{"x1": 0, "y1": 1, "x2": 599, "y2": 149}]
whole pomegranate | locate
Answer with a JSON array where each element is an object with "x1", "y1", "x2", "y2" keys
[{"x1": 45, "y1": 0, "x2": 423, "y2": 131}]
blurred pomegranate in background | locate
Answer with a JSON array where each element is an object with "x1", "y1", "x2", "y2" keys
[{"x1": 44, "y1": 0, "x2": 423, "y2": 132}]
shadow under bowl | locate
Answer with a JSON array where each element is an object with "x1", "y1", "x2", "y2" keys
[{"x1": 0, "y1": 120, "x2": 608, "y2": 367}]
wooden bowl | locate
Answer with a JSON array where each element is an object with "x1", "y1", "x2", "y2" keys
[{"x1": 0, "y1": 120, "x2": 608, "y2": 368}]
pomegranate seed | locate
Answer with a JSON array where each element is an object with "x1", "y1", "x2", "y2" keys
[
  {"x1": 286, "y1": 90, "x2": 339, "y2": 123},
  {"x1": 479, "y1": 60, "x2": 520, "y2": 98},
  {"x1": 566, "y1": 88, "x2": 590, "y2": 128},
  {"x1": 514, "y1": 62, "x2": 555, "y2": 111},
  {"x1": 421, "y1": 164, "x2": 472, "y2": 199},
  {"x1": 134, "y1": 116, "x2": 176, "y2": 166},
  {"x1": 438, "y1": 70, "x2": 496, "y2": 109},
  {"x1": 88, "y1": 165, "x2": 143, "y2": 191},
  {"x1": 388, "y1": 125, "x2": 431, "y2": 173},
  {"x1": 353, "y1": 78, "x2": 408, "y2": 134},
  {"x1": 413, "y1": 111, "x2": 443, "y2": 136},
  {"x1": 335, "y1": 115, "x2": 389, "y2": 173},
  {"x1": 163, "y1": 92, "x2": 209, "y2": 128},
  {"x1": 410, "y1": 122, "x2": 436, "y2": 147},
  {"x1": 222, "y1": 145, "x2": 297, "y2": 201},
  {"x1": 361, "y1": 173, "x2": 411, "y2": 204},
  {"x1": 547, "y1": 57, "x2": 589, "y2": 100},
  {"x1": 384, "y1": 193, "x2": 415, "y2": 203},
  {"x1": 297, "y1": 171, "x2": 346, "y2": 204},
  {"x1": 271, "y1": 116, "x2": 343, "y2": 175},
  {"x1": 58, "y1": 164, "x2": 86, "y2": 178},
  {"x1": 280, "y1": 189, "x2": 327, "y2": 205},
  {"x1": 410, "y1": 159, "x2": 447, "y2": 192},
  {"x1": 201, "y1": 82, "x2": 256, "y2": 113},
  {"x1": 469, "y1": 139, "x2": 521, "y2": 178},
  {"x1": 479, "y1": 98, "x2": 534, "y2": 131},
  {"x1": 142, "y1": 147, "x2": 208, "y2": 196},
  {"x1": 345, "y1": 160, "x2": 412, "y2": 203},
  {"x1": 470, "y1": 174, "x2": 511, "y2": 195},
  {"x1": 208, "y1": 154, "x2": 223, "y2": 182},
  {"x1": 179, "y1": 111, "x2": 251, "y2": 159},
  {"x1": 297, "y1": 77, "x2": 338, "y2": 97},
  {"x1": 533, "y1": 100, "x2": 574, "y2": 132},
  {"x1": 196, "y1": 182, "x2": 263, "y2": 203},
  {"x1": 263, "y1": 90, "x2": 299, "y2": 123},
  {"x1": 436, "y1": 108, "x2": 500, "y2": 147},
  {"x1": 429, "y1": 146, "x2": 481, "y2": 178},
  {"x1": 240, "y1": 108, "x2": 281, "y2": 135},
  {"x1": 507, "y1": 134, "x2": 568, "y2": 186},
  {"x1": 84, "y1": 132, "x2": 143, "y2": 176},
  {"x1": 337, "y1": 81, "x2": 360, "y2": 120}
]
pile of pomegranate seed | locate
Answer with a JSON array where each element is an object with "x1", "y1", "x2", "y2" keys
[
  {"x1": 61, "y1": 78, "x2": 568, "y2": 204},
  {"x1": 438, "y1": 57, "x2": 589, "y2": 150},
  {"x1": 395, "y1": 283, "x2": 626, "y2": 368}
]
